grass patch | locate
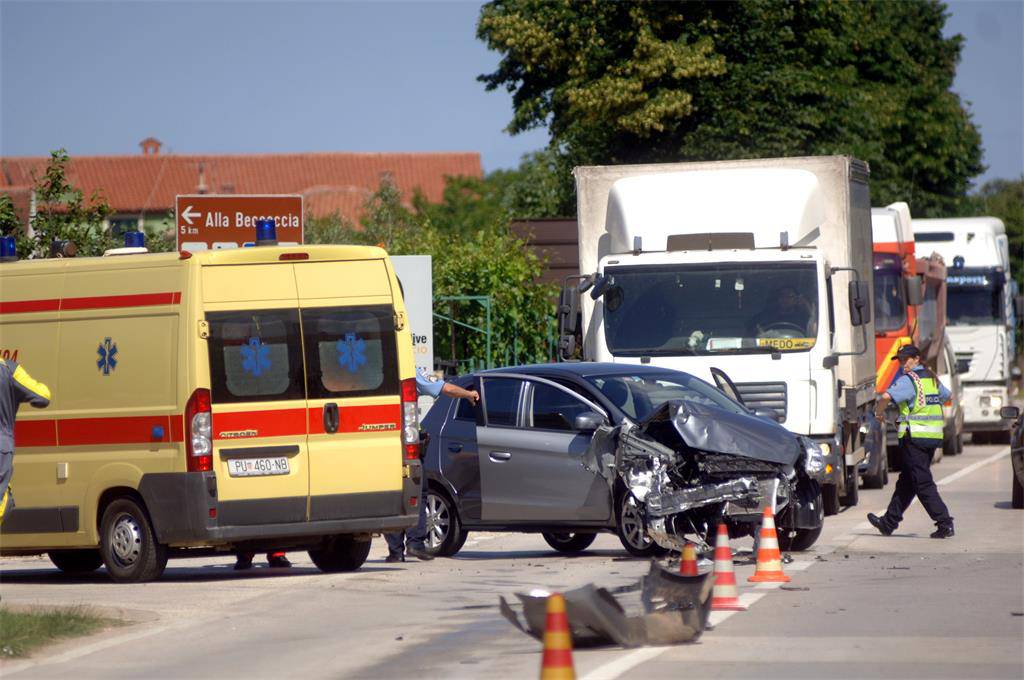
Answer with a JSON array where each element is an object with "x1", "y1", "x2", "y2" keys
[{"x1": 0, "y1": 606, "x2": 114, "y2": 658}]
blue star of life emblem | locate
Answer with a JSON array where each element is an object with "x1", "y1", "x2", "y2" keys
[
  {"x1": 337, "y1": 332, "x2": 367, "y2": 373},
  {"x1": 240, "y1": 337, "x2": 272, "y2": 376},
  {"x1": 97, "y1": 337, "x2": 118, "y2": 375}
]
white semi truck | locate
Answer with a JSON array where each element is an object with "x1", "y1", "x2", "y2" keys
[
  {"x1": 913, "y1": 217, "x2": 1021, "y2": 442},
  {"x1": 560, "y1": 156, "x2": 882, "y2": 515}
]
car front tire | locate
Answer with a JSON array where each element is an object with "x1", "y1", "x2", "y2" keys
[
  {"x1": 616, "y1": 494, "x2": 668, "y2": 558},
  {"x1": 778, "y1": 526, "x2": 823, "y2": 552}
]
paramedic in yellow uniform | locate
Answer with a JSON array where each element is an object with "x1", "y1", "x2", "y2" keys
[{"x1": 0, "y1": 359, "x2": 52, "y2": 524}]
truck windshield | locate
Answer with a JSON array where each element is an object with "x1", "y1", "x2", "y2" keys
[
  {"x1": 948, "y1": 271, "x2": 1003, "y2": 325},
  {"x1": 602, "y1": 262, "x2": 818, "y2": 356},
  {"x1": 873, "y1": 270, "x2": 907, "y2": 332}
]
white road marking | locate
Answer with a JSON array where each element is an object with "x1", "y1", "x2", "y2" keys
[{"x1": 581, "y1": 445, "x2": 1014, "y2": 680}]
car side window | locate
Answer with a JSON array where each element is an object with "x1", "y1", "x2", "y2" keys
[
  {"x1": 530, "y1": 382, "x2": 592, "y2": 432},
  {"x1": 455, "y1": 393, "x2": 476, "y2": 421},
  {"x1": 482, "y1": 378, "x2": 521, "y2": 427}
]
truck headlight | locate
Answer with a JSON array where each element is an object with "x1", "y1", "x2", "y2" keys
[
  {"x1": 990, "y1": 396, "x2": 1003, "y2": 409},
  {"x1": 799, "y1": 437, "x2": 826, "y2": 474}
]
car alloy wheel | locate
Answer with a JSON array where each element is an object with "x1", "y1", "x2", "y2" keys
[{"x1": 424, "y1": 491, "x2": 451, "y2": 551}]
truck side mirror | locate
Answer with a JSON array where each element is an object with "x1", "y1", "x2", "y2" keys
[
  {"x1": 848, "y1": 280, "x2": 872, "y2": 326},
  {"x1": 822, "y1": 355, "x2": 839, "y2": 369},
  {"x1": 904, "y1": 275, "x2": 924, "y2": 306},
  {"x1": 590, "y1": 273, "x2": 615, "y2": 300},
  {"x1": 558, "y1": 284, "x2": 579, "y2": 335}
]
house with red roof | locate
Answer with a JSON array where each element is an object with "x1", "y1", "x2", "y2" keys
[{"x1": 1, "y1": 138, "x2": 482, "y2": 237}]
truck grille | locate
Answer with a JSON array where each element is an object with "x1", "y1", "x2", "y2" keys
[{"x1": 735, "y1": 382, "x2": 787, "y2": 423}]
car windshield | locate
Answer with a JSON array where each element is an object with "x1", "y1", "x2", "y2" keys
[
  {"x1": 947, "y1": 270, "x2": 1003, "y2": 325},
  {"x1": 602, "y1": 262, "x2": 818, "y2": 356},
  {"x1": 585, "y1": 371, "x2": 748, "y2": 422},
  {"x1": 873, "y1": 269, "x2": 907, "y2": 332}
]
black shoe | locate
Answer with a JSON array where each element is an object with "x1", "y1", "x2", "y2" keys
[
  {"x1": 385, "y1": 553, "x2": 405, "y2": 563},
  {"x1": 267, "y1": 555, "x2": 292, "y2": 568},
  {"x1": 867, "y1": 513, "x2": 894, "y2": 536},
  {"x1": 233, "y1": 556, "x2": 254, "y2": 571},
  {"x1": 405, "y1": 546, "x2": 435, "y2": 561},
  {"x1": 930, "y1": 525, "x2": 954, "y2": 539}
]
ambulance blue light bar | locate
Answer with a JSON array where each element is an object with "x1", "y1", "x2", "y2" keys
[
  {"x1": 0, "y1": 235, "x2": 17, "y2": 261},
  {"x1": 255, "y1": 219, "x2": 277, "y2": 246},
  {"x1": 124, "y1": 230, "x2": 146, "y2": 248}
]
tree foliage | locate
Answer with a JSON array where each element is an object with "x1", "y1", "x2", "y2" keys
[
  {"x1": 478, "y1": 0, "x2": 984, "y2": 216},
  {"x1": 312, "y1": 174, "x2": 558, "y2": 370},
  {"x1": 967, "y1": 178, "x2": 1024, "y2": 290}
]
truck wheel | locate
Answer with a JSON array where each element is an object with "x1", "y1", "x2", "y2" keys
[
  {"x1": 99, "y1": 498, "x2": 168, "y2": 583},
  {"x1": 956, "y1": 433, "x2": 964, "y2": 454},
  {"x1": 862, "y1": 447, "x2": 888, "y2": 489},
  {"x1": 309, "y1": 534, "x2": 372, "y2": 572},
  {"x1": 424, "y1": 488, "x2": 468, "y2": 557},
  {"x1": 542, "y1": 532, "x2": 597, "y2": 553},
  {"x1": 616, "y1": 494, "x2": 668, "y2": 558},
  {"x1": 1012, "y1": 472, "x2": 1024, "y2": 509},
  {"x1": 822, "y1": 484, "x2": 840, "y2": 516},
  {"x1": 48, "y1": 549, "x2": 103, "y2": 574},
  {"x1": 778, "y1": 526, "x2": 822, "y2": 552},
  {"x1": 839, "y1": 466, "x2": 859, "y2": 507}
]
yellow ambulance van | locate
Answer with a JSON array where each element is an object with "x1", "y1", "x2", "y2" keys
[{"x1": 0, "y1": 234, "x2": 421, "y2": 582}]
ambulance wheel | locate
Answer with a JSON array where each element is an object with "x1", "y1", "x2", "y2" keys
[
  {"x1": 99, "y1": 498, "x2": 168, "y2": 583},
  {"x1": 778, "y1": 526, "x2": 822, "y2": 552},
  {"x1": 48, "y1": 549, "x2": 103, "y2": 574},
  {"x1": 542, "y1": 532, "x2": 597, "y2": 553},
  {"x1": 309, "y1": 534, "x2": 371, "y2": 572}
]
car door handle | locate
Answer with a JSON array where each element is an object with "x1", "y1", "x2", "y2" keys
[
  {"x1": 448, "y1": 442, "x2": 463, "y2": 453},
  {"x1": 489, "y1": 451, "x2": 511, "y2": 462},
  {"x1": 323, "y1": 403, "x2": 339, "y2": 434}
]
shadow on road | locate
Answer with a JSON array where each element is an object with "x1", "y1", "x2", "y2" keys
[
  {"x1": 0, "y1": 564, "x2": 402, "y2": 584},
  {"x1": 993, "y1": 501, "x2": 1019, "y2": 510},
  {"x1": 452, "y1": 549, "x2": 630, "y2": 561}
]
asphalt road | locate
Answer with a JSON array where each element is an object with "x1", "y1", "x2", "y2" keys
[{"x1": 1, "y1": 441, "x2": 1020, "y2": 679}]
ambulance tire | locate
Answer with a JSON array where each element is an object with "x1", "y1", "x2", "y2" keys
[
  {"x1": 48, "y1": 549, "x2": 103, "y2": 574},
  {"x1": 309, "y1": 534, "x2": 372, "y2": 572},
  {"x1": 99, "y1": 498, "x2": 168, "y2": 583}
]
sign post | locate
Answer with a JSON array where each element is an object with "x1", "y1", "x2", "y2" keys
[{"x1": 175, "y1": 195, "x2": 304, "y2": 251}]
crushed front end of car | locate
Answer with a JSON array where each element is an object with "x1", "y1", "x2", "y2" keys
[{"x1": 586, "y1": 400, "x2": 823, "y2": 551}]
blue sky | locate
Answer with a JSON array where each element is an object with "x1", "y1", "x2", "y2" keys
[{"x1": 1, "y1": 1, "x2": 1020, "y2": 184}]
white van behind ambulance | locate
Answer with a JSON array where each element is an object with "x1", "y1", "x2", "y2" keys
[{"x1": 0, "y1": 235, "x2": 421, "y2": 582}]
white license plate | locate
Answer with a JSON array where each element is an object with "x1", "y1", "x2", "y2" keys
[{"x1": 227, "y1": 457, "x2": 290, "y2": 477}]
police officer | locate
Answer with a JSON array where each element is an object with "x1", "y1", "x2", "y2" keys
[
  {"x1": 868, "y1": 345, "x2": 954, "y2": 538},
  {"x1": 385, "y1": 370, "x2": 478, "y2": 562},
  {"x1": 1, "y1": 359, "x2": 52, "y2": 525}
]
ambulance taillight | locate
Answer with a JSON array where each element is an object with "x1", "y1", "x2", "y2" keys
[
  {"x1": 185, "y1": 388, "x2": 213, "y2": 472},
  {"x1": 400, "y1": 378, "x2": 419, "y2": 460}
]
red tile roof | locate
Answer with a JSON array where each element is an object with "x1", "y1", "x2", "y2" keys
[{"x1": 0, "y1": 151, "x2": 481, "y2": 223}]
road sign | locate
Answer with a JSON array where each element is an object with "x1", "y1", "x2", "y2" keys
[{"x1": 175, "y1": 195, "x2": 304, "y2": 251}]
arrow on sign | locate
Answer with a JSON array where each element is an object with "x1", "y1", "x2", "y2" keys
[{"x1": 181, "y1": 205, "x2": 201, "y2": 225}]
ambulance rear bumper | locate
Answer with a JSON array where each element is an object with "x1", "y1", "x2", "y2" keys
[{"x1": 139, "y1": 472, "x2": 419, "y2": 546}]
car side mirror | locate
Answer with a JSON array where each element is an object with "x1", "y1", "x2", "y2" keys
[
  {"x1": 1000, "y1": 405, "x2": 1020, "y2": 419},
  {"x1": 574, "y1": 411, "x2": 605, "y2": 432},
  {"x1": 955, "y1": 359, "x2": 970, "y2": 375}
]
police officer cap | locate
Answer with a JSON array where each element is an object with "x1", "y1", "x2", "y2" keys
[{"x1": 892, "y1": 345, "x2": 921, "y2": 361}]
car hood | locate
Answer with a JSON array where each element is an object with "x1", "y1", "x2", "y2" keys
[{"x1": 637, "y1": 399, "x2": 800, "y2": 466}]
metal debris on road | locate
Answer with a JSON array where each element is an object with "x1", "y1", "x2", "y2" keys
[
  {"x1": 499, "y1": 561, "x2": 714, "y2": 648},
  {"x1": 780, "y1": 585, "x2": 810, "y2": 591}
]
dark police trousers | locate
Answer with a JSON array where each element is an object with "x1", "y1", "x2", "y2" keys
[
  {"x1": 882, "y1": 437, "x2": 953, "y2": 530},
  {"x1": 385, "y1": 477, "x2": 428, "y2": 555}
]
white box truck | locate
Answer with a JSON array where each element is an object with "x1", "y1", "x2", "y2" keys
[
  {"x1": 561, "y1": 156, "x2": 881, "y2": 514},
  {"x1": 913, "y1": 217, "x2": 1021, "y2": 442}
]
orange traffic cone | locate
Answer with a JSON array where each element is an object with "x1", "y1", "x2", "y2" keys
[
  {"x1": 711, "y1": 523, "x2": 747, "y2": 611},
  {"x1": 679, "y1": 542, "x2": 699, "y2": 576},
  {"x1": 748, "y1": 507, "x2": 790, "y2": 583},
  {"x1": 539, "y1": 593, "x2": 575, "y2": 680}
]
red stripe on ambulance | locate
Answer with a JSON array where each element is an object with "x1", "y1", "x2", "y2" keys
[
  {"x1": 212, "y1": 408, "x2": 307, "y2": 439},
  {"x1": 308, "y1": 403, "x2": 401, "y2": 435},
  {"x1": 0, "y1": 292, "x2": 181, "y2": 315}
]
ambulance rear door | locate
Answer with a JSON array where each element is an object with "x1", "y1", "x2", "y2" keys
[
  {"x1": 294, "y1": 259, "x2": 404, "y2": 522},
  {"x1": 202, "y1": 264, "x2": 310, "y2": 525}
]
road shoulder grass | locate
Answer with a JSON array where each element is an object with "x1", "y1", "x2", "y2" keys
[{"x1": 0, "y1": 605, "x2": 121, "y2": 658}]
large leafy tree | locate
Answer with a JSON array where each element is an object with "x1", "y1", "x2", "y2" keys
[
  {"x1": 968, "y1": 178, "x2": 1024, "y2": 290},
  {"x1": 478, "y1": 0, "x2": 983, "y2": 216}
]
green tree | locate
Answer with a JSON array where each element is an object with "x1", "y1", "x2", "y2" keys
[
  {"x1": 0, "y1": 194, "x2": 33, "y2": 257},
  {"x1": 478, "y1": 0, "x2": 983, "y2": 216},
  {"x1": 311, "y1": 176, "x2": 558, "y2": 370},
  {"x1": 968, "y1": 177, "x2": 1024, "y2": 290},
  {"x1": 26, "y1": 149, "x2": 115, "y2": 257}
]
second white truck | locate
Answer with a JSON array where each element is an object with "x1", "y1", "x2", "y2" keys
[{"x1": 560, "y1": 156, "x2": 882, "y2": 521}]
